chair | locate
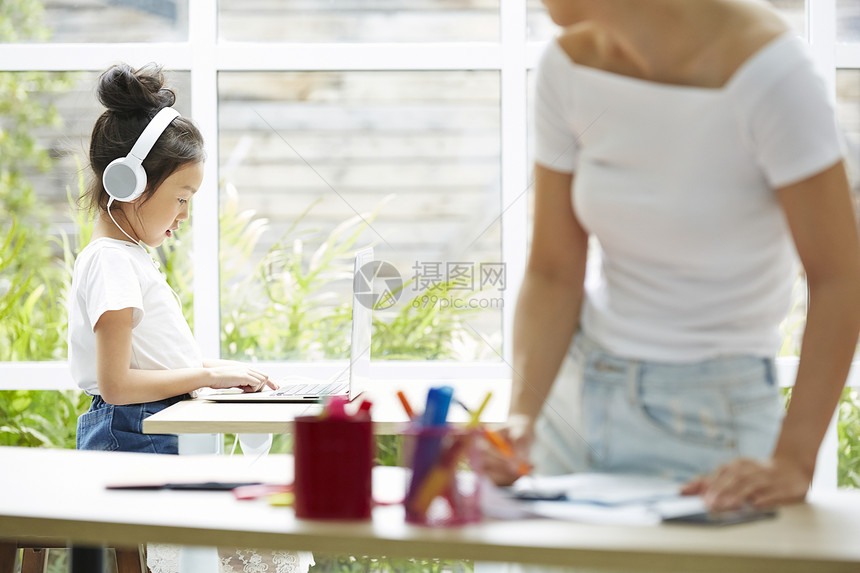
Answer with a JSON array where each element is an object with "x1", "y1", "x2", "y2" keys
[{"x1": 0, "y1": 540, "x2": 146, "y2": 573}]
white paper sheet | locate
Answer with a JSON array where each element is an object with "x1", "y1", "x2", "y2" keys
[
  {"x1": 495, "y1": 472, "x2": 710, "y2": 526},
  {"x1": 511, "y1": 472, "x2": 682, "y2": 505}
]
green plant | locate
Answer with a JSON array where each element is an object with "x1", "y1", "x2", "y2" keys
[
  {"x1": 308, "y1": 555, "x2": 473, "y2": 573},
  {"x1": 218, "y1": 185, "x2": 487, "y2": 363},
  {"x1": 0, "y1": 161, "x2": 95, "y2": 450},
  {"x1": 219, "y1": 185, "x2": 365, "y2": 360},
  {"x1": 0, "y1": 0, "x2": 50, "y2": 42},
  {"x1": 0, "y1": 218, "x2": 33, "y2": 323},
  {"x1": 0, "y1": 0, "x2": 76, "y2": 361},
  {"x1": 372, "y1": 279, "x2": 485, "y2": 360},
  {"x1": 0, "y1": 389, "x2": 89, "y2": 448},
  {"x1": 838, "y1": 387, "x2": 860, "y2": 488}
]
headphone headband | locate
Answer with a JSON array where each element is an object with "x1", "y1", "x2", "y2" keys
[
  {"x1": 103, "y1": 107, "x2": 181, "y2": 202},
  {"x1": 128, "y1": 107, "x2": 180, "y2": 162}
]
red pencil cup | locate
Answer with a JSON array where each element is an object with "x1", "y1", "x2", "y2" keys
[
  {"x1": 293, "y1": 415, "x2": 374, "y2": 520},
  {"x1": 402, "y1": 425, "x2": 482, "y2": 527}
]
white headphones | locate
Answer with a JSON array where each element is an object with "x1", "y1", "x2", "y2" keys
[{"x1": 102, "y1": 107, "x2": 180, "y2": 202}]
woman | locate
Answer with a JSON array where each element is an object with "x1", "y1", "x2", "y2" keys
[{"x1": 485, "y1": 0, "x2": 860, "y2": 512}]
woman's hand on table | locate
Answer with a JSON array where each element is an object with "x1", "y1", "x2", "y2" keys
[{"x1": 681, "y1": 456, "x2": 812, "y2": 510}]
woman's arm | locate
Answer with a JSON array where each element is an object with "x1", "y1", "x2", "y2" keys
[
  {"x1": 511, "y1": 165, "x2": 589, "y2": 421},
  {"x1": 484, "y1": 164, "x2": 589, "y2": 485},
  {"x1": 95, "y1": 308, "x2": 272, "y2": 405},
  {"x1": 685, "y1": 160, "x2": 860, "y2": 509}
]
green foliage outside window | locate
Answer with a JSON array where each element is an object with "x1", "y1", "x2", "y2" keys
[
  {"x1": 0, "y1": 0, "x2": 76, "y2": 362},
  {"x1": 218, "y1": 186, "x2": 485, "y2": 363},
  {"x1": 839, "y1": 388, "x2": 860, "y2": 487}
]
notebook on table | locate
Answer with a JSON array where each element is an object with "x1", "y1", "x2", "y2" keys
[{"x1": 205, "y1": 247, "x2": 373, "y2": 403}]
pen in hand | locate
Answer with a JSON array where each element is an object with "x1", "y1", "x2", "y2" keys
[
  {"x1": 454, "y1": 395, "x2": 530, "y2": 478},
  {"x1": 482, "y1": 427, "x2": 531, "y2": 478}
]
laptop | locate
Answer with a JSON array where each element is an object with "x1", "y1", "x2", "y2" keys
[{"x1": 205, "y1": 247, "x2": 373, "y2": 403}]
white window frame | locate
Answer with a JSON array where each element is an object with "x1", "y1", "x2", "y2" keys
[{"x1": 0, "y1": 0, "x2": 858, "y2": 486}]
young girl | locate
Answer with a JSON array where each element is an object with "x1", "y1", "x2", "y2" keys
[
  {"x1": 69, "y1": 64, "x2": 312, "y2": 573},
  {"x1": 69, "y1": 62, "x2": 275, "y2": 453}
]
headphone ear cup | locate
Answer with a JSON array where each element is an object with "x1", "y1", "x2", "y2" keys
[{"x1": 103, "y1": 157, "x2": 147, "y2": 202}]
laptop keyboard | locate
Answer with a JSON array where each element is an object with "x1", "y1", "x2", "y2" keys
[{"x1": 271, "y1": 380, "x2": 347, "y2": 397}]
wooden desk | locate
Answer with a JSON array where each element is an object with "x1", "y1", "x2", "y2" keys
[
  {"x1": 2, "y1": 447, "x2": 860, "y2": 573},
  {"x1": 142, "y1": 379, "x2": 511, "y2": 436},
  {"x1": 139, "y1": 378, "x2": 512, "y2": 570}
]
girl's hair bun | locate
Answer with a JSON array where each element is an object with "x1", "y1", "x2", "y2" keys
[{"x1": 97, "y1": 63, "x2": 176, "y2": 114}]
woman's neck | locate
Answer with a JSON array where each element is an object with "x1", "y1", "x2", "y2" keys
[
  {"x1": 593, "y1": 0, "x2": 730, "y2": 79},
  {"x1": 562, "y1": 0, "x2": 787, "y2": 88}
]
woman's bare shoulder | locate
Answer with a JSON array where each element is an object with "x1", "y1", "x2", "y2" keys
[{"x1": 715, "y1": 3, "x2": 793, "y2": 78}]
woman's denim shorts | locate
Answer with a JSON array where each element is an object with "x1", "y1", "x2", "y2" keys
[
  {"x1": 77, "y1": 394, "x2": 189, "y2": 454},
  {"x1": 532, "y1": 332, "x2": 784, "y2": 482}
]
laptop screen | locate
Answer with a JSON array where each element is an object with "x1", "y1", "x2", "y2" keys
[{"x1": 348, "y1": 247, "x2": 374, "y2": 400}]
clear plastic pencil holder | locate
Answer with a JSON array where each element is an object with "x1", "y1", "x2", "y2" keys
[{"x1": 402, "y1": 425, "x2": 482, "y2": 527}]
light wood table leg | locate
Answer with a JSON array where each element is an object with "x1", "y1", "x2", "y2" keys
[{"x1": 177, "y1": 434, "x2": 221, "y2": 573}]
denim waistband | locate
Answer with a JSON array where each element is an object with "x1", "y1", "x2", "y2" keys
[
  {"x1": 570, "y1": 331, "x2": 776, "y2": 388},
  {"x1": 90, "y1": 393, "x2": 191, "y2": 409}
]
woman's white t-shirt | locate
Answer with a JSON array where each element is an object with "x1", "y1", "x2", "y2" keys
[
  {"x1": 68, "y1": 237, "x2": 202, "y2": 395},
  {"x1": 533, "y1": 33, "x2": 845, "y2": 362}
]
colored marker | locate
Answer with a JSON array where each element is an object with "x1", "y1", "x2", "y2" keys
[
  {"x1": 421, "y1": 386, "x2": 454, "y2": 427},
  {"x1": 323, "y1": 395, "x2": 349, "y2": 420},
  {"x1": 455, "y1": 395, "x2": 529, "y2": 477},
  {"x1": 396, "y1": 390, "x2": 415, "y2": 420},
  {"x1": 355, "y1": 399, "x2": 373, "y2": 420},
  {"x1": 483, "y1": 428, "x2": 531, "y2": 478},
  {"x1": 407, "y1": 386, "x2": 454, "y2": 508},
  {"x1": 468, "y1": 392, "x2": 493, "y2": 426},
  {"x1": 408, "y1": 434, "x2": 471, "y2": 515}
]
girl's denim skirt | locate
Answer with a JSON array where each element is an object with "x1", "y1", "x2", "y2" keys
[
  {"x1": 532, "y1": 332, "x2": 784, "y2": 482},
  {"x1": 77, "y1": 394, "x2": 189, "y2": 454}
]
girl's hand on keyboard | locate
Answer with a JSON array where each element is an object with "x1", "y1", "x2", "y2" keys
[{"x1": 204, "y1": 361, "x2": 277, "y2": 392}]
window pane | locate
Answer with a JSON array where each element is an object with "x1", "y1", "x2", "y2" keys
[
  {"x1": 839, "y1": 0, "x2": 860, "y2": 42},
  {"x1": 1, "y1": 0, "x2": 188, "y2": 43},
  {"x1": 0, "y1": 70, "x2": 192, "y2": 361},
  {"x1": 528, "y1": 1, "x2": 807, "y2": 42},
  {"x1": 219, "y1": 0, "x2": 499, "y2": 43},
  {"x1": 526, "y1": 0, "x2": 555, "y2": 42},
  {"x1": 218, "y1": 71, "x2": 501, "y2": 361}
]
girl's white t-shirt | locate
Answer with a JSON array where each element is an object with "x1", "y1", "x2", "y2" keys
[
  {"x1": 68, "y1": 237, "x2": 202, "y2": 395},
  {"x1": 534, "y1": 33, "x2": 845, "y2": 362}
]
